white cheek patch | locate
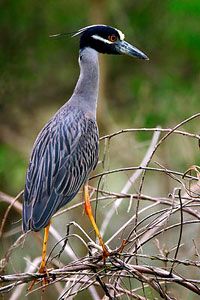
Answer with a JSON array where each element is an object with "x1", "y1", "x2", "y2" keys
[
  {"x1": 115, "y1": 28, "x2": 125, "y2": 41},
  {"x1": 92, "y1": 34, "x2": 113, "y2": 44}
]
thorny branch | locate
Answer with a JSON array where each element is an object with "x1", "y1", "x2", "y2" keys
[{"x1": 0, "y1": 114, "x2": 200, "y2": 299}]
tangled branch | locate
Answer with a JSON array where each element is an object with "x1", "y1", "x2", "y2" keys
[{"x1": 0, "y1": 114, "x2": 200, "y2": 299}]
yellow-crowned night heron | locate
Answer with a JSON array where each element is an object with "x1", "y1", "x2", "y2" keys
[{"x1": 23, "y1": 24, "x2": 148, "y2": 277}]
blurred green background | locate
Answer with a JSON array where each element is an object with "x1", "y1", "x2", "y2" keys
[
  {"x1": 1, "y1": 0, "x2": 200, "y2": 196},
  {"x1": 0, "y1": 0, "x2": 200, "y2": 299},
  {"x1": 1, "y1": 0, "x2": 200, "y2": 194}
]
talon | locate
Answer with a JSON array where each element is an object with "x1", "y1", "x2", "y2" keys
[
  {"x1": 40, "y1": 268, "x2": 50, "y2": 286},
  {"x1": 28, "y1": 265, "x2": 50, "y2": 291},
  {"x1": 118, "y1": 239, "x2": 127, "y2": 253},
  {"x1": 28, "y1": 279, "x2": 37, "y2": 291},
  {"x1": 102, "y1": 246, "x2": 110, "y2": 260}
]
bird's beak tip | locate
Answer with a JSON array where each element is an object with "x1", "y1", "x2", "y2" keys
[
  {"x1": 143, "y1": 55, "x2": 149, "y2": 61},
  {"x1": 130, "y1": 51, "x2": 149, "y2": 61}
]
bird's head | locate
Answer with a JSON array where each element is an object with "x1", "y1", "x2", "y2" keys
[{"x1": 73, "y1": 24, "x2": 148, "y2": 60}]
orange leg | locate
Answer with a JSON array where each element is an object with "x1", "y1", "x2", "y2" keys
[
  {"x1": 83, "y1": 183, "x2": 109, "y2": 258},
  {"x1": 28, "y1": 222, "x2": 50, "y2": 290},
  {"x1": 38, "y1": 222, "x2": 50, "y2": 274}
]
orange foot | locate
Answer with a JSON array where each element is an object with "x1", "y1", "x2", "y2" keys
[
  {"x1": 117, "y1": 239, "x2": 127, "y2": 253},
  {"x1": 28, "y1": 265, "x2": 50, "y2": 291},
  {"x1": 102, "y1": 242, "x2": 110, "y2": 258}
]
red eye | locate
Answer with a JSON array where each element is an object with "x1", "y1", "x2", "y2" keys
[{"x1": 108, "y1": 34, "x2": 117, "y2": 42}]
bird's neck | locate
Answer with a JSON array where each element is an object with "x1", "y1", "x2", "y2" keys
[{"x1": 70, "y1": 48, "x2": 99, "y2": 118}]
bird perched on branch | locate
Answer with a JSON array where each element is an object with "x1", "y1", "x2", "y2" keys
[{"x1": 23, "y1": 24, "x2": 148, "y2": 279}]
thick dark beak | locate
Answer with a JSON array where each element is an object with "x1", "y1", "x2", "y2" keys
[{"x1": 115, "y1": 40, "x2": 149, "y2": 60}]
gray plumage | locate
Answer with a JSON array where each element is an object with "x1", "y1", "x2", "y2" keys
[{"x1": 23, "y1": 48, "x2": 99, "y2": 231}]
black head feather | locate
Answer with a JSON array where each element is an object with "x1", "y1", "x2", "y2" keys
[{"x1": 73, "y1": 25, "x2": 125, "y2": 54}]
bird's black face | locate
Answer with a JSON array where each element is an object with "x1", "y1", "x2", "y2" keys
[
  {"x1": 74, "y1": 25, "x2": 148, "y2": 60},
  {"x1": 79, "y1": 25, "x2": 122, "y2": 55}
]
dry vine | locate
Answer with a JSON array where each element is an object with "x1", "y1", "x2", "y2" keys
[{"x1": 0, "y1": 113, "x2": 200, "y2": 299}]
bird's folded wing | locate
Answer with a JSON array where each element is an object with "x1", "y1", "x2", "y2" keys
[{"x1": 23, "y1": 109, "x2": 98, "y2": 231}]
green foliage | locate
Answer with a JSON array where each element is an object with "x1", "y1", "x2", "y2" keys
[
  {"x1": 0, "y1": 0, "x2": 200, "y2": 197},
  {"x1": 0, "y1": 144, "x2": 26, "y2": 193}
]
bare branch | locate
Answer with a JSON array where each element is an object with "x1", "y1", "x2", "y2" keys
[{"x1": 1, "y1": 114, "x2": 200, "y2": 299}]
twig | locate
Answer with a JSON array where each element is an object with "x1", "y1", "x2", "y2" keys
[
  {"x1": 0, "y1": 191, "x2": 23, "y2": 238},
  {"x1": 100, "y1": 129, "x2": 161, "y2": 238},
  {"x1": 0, "y1": 191, "x2": 23, "y2": 214},
  {"x1": 100, "y1": 128, "x2": 200, "y2": 141},
  {"x1": 169, "y1": 189, "x2": 183, "y2": 275},
  {"x1": 90, "y1": 166, "x2": 198, "y2": 181}
]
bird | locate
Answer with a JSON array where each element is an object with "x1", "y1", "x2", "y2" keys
[{"x1": 23, "y1": 24, "x2": 148, "y2": 278}]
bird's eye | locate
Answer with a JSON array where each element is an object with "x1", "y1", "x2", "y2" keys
[{"x1": 108, "y1": 34, "x2": 117, "y2": 42}]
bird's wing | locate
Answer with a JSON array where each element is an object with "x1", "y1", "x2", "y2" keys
[{"x1": 23, "y1": 109, "x2": 98, "y2": 231}]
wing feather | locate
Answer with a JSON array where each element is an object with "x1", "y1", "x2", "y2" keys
[{"x1": 23, "y1": 106, "x2": 98, "y2": 231}]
